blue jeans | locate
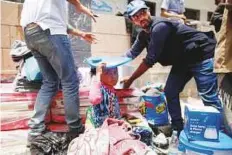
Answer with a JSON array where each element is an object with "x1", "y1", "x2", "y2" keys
[
  {"x1": 24, "y1": 24, "x2": 83, "y2": 136},
  {"x1": 164, "y1": 58, "x2": 222, "y2": 131}
]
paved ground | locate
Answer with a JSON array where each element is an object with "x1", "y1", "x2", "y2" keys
[{"x1": 1, "y1": 130, "x2": 30, "y2": 155}]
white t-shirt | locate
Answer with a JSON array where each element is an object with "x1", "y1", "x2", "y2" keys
[
  {"x1": 20, "y1": 0, "x2": 68, "y2": 35},
  {"x1": 161, "y1": 0, "x2": 185, "y2": 15}
]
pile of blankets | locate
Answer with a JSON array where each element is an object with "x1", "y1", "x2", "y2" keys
[{"x1": 67, "y1": 118, "x2": 157, "y2": 155}]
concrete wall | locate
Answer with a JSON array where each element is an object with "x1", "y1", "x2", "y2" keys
[
  {"x1": 91, "y1": 0, "x2": 216, "y2": 22},
  {"x1": 92, "y1": 0, "x2": 127, "y2": 15},
  {"x1": 1, "y1": 1, "x2": 23, "y2": 75}
]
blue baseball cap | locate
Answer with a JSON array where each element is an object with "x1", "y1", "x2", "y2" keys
[{"x1": 124, "y1": 0, "x2": 148, "y2": 18}]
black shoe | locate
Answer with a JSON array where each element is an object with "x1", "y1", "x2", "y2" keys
[
  {"x1": 67, "y1": 125, "x2": 85, "y2": 142},
  {"x1": 171, "y1": 119, "x2": 184, "y2": 137},
  {"x1": 27, "y1": 130, "x2": 48, "y2": 148},
  {"x1": 27, "y1": 134, "x2": 39, "y2": 148},
  {"x1": 149, "y1": 123, "x2": 172, "y2": 137}
]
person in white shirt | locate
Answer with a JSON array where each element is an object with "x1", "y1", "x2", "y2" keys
[
  {"x1": 21, "y1": 0, "x2": 97, "y2": 147},
  {"x1": 160, "y1": 0, "x2": 186, "y2": 24}
]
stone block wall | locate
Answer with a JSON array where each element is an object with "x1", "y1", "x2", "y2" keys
[{"x1": 1, "y1": 1, "x2": 23, "y2": 74}]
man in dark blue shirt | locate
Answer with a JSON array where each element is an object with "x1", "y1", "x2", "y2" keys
[{"x1": 122, "y1": 0, "x2": 222, "y2": 135}]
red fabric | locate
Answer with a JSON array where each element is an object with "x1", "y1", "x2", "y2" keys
[
  {"x1": 47, "y1": 123, "x2": 69, "y2": 132},
  {"x1": 1, "y1": 118, "x2": 30, "y2": 130},
  {"x1": 1, "y1": 112, "x2": 51, "y2": 131}
]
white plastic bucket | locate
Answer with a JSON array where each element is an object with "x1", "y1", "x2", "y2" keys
[{"x1": 179, "y1": 131, "x2": 232, "y2": 155}]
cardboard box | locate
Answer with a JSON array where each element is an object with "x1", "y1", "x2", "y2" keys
[
  {"x1": 91, "y1": 52, "x2": 122, "y2": 57},
  {"x1": 1, "y1": 48, "x2": 17, "y2": 74},
  {"x1": 92, "y1": 15, "x2": 128, "y2": 35},
  {"x1": 10, "y1": 26, "x2": 24, "y2": 45},
  {"x1": 184, "y1": 105, "x2": 221, "y2": 142},
  {"x1": 1, "y1": 25, "x2": 11, "y2": 49},
  {"x1": 91, "y1": 34, "x2": 130, "y2": 54},
  {"x1": 1, "y1": 1, "x2": 21, "y2": 26}
]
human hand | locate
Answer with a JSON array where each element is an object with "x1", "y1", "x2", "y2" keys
[
  {"x1": 73, "y1": 1, "x2": 98, "y2": 22},
  {"x1": 120, "y1": 76, "x2": 133, "y2": 89},
  {"x1": 81, "y1": 32, "x2": 97, "y2": 44},
  {"x1": 89, "y1": 11, "x2": 98, "y2": 22},
  {"x1": 179, "y1": 14, "x2": 187, "y2": 20},
  {"x1": 96, "y1": 63, "x2": 106, "y2": 76}
]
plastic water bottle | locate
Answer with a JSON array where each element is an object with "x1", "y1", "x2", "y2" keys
[{"x1": 168, "y1": 130, "x2": 180, "y2": 155}]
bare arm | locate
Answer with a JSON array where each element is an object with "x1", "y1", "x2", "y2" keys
[
  {"x1": 67, "y1": 0, "x2": 97, "y2": 22},
  {"x1": 67, "y1": 25, "x2": 97, "y2": 44},
  {"x1": 67, "y1": 24, "x2": 84, "y2": 36},
  {"x1": 122, "y1": 61, "x2": 150, "y2": 88},
  {"x1": 129, "y1": 61, "x2": 150, "y2": 82},
  {"x1": 124, "y1": 31, "x2": 148, "y2": 59}
]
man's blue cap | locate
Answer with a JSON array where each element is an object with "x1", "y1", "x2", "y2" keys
[
  {"x1": 85, "y1": 56, "x2": 132, "y2": 68},
  {"x1": 124, "y1": 0, "x2": 148, "y2": 18}
]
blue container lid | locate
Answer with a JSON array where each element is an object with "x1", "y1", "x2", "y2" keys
[
  {"x1": 85, "y1": 56, "x2": 132, "y2": 68},
  {"x1": 179, "y1": 131, "x2": 232, "y2": 154}
]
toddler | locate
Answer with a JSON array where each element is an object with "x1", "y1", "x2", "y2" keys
[{"x1": 86, "y1": 63, "x2": 121, "y2": 128}]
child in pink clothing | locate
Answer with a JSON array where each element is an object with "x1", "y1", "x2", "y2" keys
[{"x1": 86, "y1": 63, "x2": 121, "y2": 128}]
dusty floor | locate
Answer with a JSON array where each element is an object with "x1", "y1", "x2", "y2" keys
[{"x1": 1, "y1": 130, "x2": 30, "y2": 155}]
